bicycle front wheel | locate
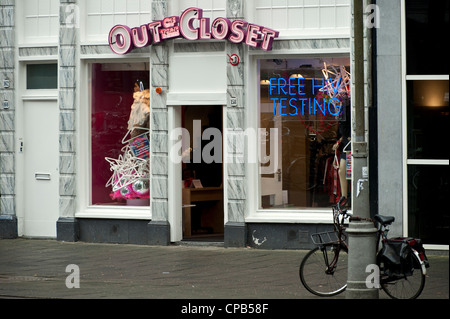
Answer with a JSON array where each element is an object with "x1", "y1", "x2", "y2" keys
[
  {"x1": 299, "y1": 245, "x2": 348, "y2": 297},
  {"x1": 379, "y1": 252, "x2": 426, "y2": 299}
]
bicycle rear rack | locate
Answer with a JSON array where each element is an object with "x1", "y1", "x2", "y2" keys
[{"x1": 311, "y1": 231, "x2": 340, "y2": 245}]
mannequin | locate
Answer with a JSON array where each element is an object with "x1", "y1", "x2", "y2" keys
[{"x1": 129, "y1": 81, "x2": 150, "y2": 139}]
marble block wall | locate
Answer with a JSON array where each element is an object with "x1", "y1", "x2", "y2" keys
[
  {"x1": 224, "y1": 0, "x2": 247, "y2": 246},
  {"x1": 58, "y1": 0, "x2": 78, "y2": 220},
  {"x1": 150, "y1": 0, "x2": 169, "y2": 222},
  {"x1": 226, "y1": 0, "x2": 247, "y2": 226},
  {"x1": 0, "y1": 0, "x2": 16, "y2": 224}
]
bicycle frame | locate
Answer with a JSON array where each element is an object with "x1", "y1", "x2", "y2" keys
[
  {"x1": 318, "y1": 204, "x2": 349, "y2": 275},
  {"x1": 332, "y1": 204, "x2": 349, "y2": 248},
  {"x1": 320, "y1": 242, "x2": 348, "y2": 275}
]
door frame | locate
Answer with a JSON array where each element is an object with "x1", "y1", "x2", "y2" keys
[
  {"x1": 168, "y1": 105, "x2": 183, "y2": 242},
  {"x1": 16, "y1": 60, "x2": 59, "y2": 237},
  {"x1": 168, "y1": 104, "x2": 227, "y2": 242}
]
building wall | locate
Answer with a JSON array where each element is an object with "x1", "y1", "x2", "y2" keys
[
  {"x1": 146, "y1": 0, "x2": 170, "y2": 244},
  {"x1": 1, "y1": 0, "x2": 357, "y2": 248},
  {"x1": 375, "y1": 0, "x2": 403, "y2": 237},
  {"x1": 224, "y1": 0, "x2": 247, "y2": 246},
  {"x1": 0, "y1": 0, "x2": 16, "y2": 237},
  {"x1": 58, "y1": 0, "x2": 79, "y2": 240}
]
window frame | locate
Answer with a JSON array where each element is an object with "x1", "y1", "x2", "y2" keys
[
  {"x1": 19, "y1": 61, "x2": 58, "y2": 102},
  {"x1": 26, "y1": 63, "x2": 58, "y2": 90},
  {"x1": 76, "y1": 58, "x2": 152, "y2": 220},
  {"x1": 246, "y1": 54, "x2": 351, "y2": 224},
  {"x1": 401, "y1": 0, "x2": 449, "y2": 249}
]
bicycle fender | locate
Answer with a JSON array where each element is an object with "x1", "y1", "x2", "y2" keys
[{"x1": 412, "y1": 249, "x2": 427, "y2": 275}]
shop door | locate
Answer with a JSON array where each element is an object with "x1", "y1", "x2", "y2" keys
[
  {"x1": 181, "y1": 106, "x2": 224, "y2": 240},
  {"x1": 22, "y1": 100, "x2": 59, "y2": 237}
]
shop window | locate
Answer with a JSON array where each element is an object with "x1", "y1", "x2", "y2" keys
[
  {"x1": 90, "y1": 63, "x2": 150, "y2": 206},
  {"x1": 407, "y1": 80, "x2": 449, "y2": 160},
  {"x1": 258, "y1": 58, "x2": 351, "y2": 209},
  {"x1": 26, "y1": 64, "x2": 58, "y2": 89},
  {"x1": 408, "y1": 165, "x2": 449, "y2": 245},
  {"x1": 405, "y1": 0, "x2": 449, "y2": 75},
  {"x1": 404, "y1": 1, "x2": 449, "y2": 246}
]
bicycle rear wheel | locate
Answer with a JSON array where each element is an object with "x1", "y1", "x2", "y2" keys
[
  {"x1": 299, "y1": 245, "x2": 348, "y2": 297},
  {"x1": 378, "y1": 252, "x2": 426, "y2": 299}
]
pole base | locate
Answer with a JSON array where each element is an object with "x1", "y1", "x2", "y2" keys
[
  {"x1": 346, "y1": 281, "x2": 379, "y2": 299},
  {"x1": 346, "y1": 220, "x2": 379, "y2": 299}
]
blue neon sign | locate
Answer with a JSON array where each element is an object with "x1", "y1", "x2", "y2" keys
[{"x1": 269, "y1": 77, "x2": 343, "y2": 116}]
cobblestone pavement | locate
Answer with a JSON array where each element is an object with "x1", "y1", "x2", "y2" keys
[{"x1": 0, "y1": 238, "x2": 448, "y2": 300}]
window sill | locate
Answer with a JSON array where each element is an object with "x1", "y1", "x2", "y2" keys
[
  {"x1": 76, "y1": 206, "x2": 151, "y2": 220},
  {"x1": 245, "y1": 209, "x2": 337, "y2": 224}
]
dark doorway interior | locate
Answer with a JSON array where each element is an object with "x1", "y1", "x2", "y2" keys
[{"x1": 181, "y1": 106, "x2": 224, "y2": 242}]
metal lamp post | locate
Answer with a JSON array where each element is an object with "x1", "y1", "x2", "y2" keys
[{"x1": 346, "y1": 0, "x2": 379, "y2": 299}]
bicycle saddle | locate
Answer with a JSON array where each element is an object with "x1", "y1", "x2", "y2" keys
[{"x1": 374, "y1": 214, "x2": 395, "y2": 226}]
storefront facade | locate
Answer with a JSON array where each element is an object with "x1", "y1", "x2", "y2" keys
[
  {"x1": 1, "y1": 0, "x2": 447, "y2": 251},
  {"x1": 375, "y1": 0, "x2": 449, "y2": 251}
]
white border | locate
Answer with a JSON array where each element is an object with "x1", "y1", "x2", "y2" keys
[
  {"x1": 167, "y1": 92, "x2": 227, "y2": 106},
  {"x1": 405, "y1": 75, "x2": 449, "y2": 81},
  {"x1": 401, "y1": 0, "x2": 408, "y2": 239}
]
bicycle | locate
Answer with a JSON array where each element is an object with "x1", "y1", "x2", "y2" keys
[
  {"x1": 299, "y1": 198, "x2": 429, "y2": 299},
  {"x1": 299, "y1": 198, "x2": 349, "y2": 297}
]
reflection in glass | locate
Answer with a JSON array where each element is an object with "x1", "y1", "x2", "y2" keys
[
  {"x1": 407, "y1": 80, "x2": 449, "y2": 159},
  {"x1": 259, "y1": 58, "x2": 351, "y2": 209},
  {"x1": 26, "y1": 64, "x2": 58, "y2": 89},
  {"x1": 408, "y1": 165, "x2": 449, "y2": 245},
  {"x1": 406, "y1": 0, "x2": 449, "y2": 75}
]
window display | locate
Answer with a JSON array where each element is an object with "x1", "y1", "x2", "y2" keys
[
  {"x1": 90, "y1": 63, "x2": 150, "y2": 206},
  {"x1": 259, "y1": 58, "x2": 351, "y2": 209}
]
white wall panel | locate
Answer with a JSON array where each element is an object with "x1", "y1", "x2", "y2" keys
[
  {"x1": 254, "y1": 0, "x2": 350, "y2": 38},
  {"x1": 83, "y1": 0, "x2": 152, "y2": 43},
  {"x1": 171, "y1": 0, "x2": 226, "y2": 20},
  {"x1": 20, "y1": 0, "x2": 59, "y2": 44},
  {"x1": 169, "y1": 53, "x2": 226, "y2": 95}
]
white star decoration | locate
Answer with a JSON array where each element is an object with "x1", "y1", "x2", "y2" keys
[{"x1": 105, "y1": 145, "x2": 150, "y2": 192}]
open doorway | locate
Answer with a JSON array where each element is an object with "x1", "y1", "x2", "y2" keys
[{"x1": 181, "y1": 106, "x2": 224, "y2": 241}]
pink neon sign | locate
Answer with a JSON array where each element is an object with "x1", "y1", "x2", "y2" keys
[{"x1": 108, "y1": 7, "x2": 280, "y2": 55}]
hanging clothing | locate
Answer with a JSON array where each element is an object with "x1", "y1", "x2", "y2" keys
[{"x1": 323, "y1": 153, "x2": 342, "y2": 204}]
